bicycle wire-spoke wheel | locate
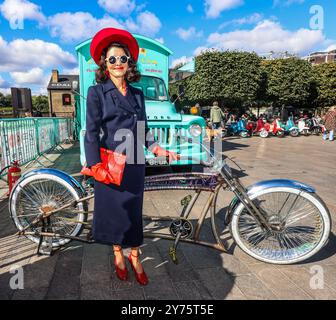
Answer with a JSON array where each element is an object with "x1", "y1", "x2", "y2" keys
[
  {"x1": 10, "y1": 173, "x2": 87, "y2": 247},
  {"x1": 230, "y1": 188, "x2": 331, "y2": 264}
]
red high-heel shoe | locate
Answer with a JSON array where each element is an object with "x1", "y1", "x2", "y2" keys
[
  {"x1": 113, "y1": 247, "x2": 128, "y2": 281},
  {"x1": 128, "y1": 252, "x2": 148, "y2": 286}
]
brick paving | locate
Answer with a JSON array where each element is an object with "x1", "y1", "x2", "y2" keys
[{"x1": 0, "y1": 136, "x2": 335, "y2": 300}]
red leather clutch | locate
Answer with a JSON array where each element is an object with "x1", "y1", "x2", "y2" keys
[{"x1": 80, "y1": 147, "x2": 126, "y2": 186}]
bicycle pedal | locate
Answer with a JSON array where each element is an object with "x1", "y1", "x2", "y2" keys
[
  {"x1": 180, "y1": 194, "x2": 192, "y2": 207},
  {"x1": 169, "y1": 247, "x2": 178, "y2": 264}
]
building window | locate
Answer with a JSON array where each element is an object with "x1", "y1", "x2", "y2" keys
[{"x1": 62, "y1": 94, "x2": 71, "y2": 106}]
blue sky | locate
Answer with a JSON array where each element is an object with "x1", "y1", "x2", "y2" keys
[{"x1": 0, "y1": 0, "x2": 335, "y2": 95}]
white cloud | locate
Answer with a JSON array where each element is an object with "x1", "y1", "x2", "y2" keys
[
  {"x1": 0, "y1": 0, "x2": 162, "y2": 42},
  {"x1": 219, "y1": 13, "x2": 264, "y2": 29},
  {"x1": 205, "y1": 0, "x2": 244, "y2": 19},
  {"x1": 98, "y1": 0, "x2": 136, "y2": 16},
  {"x1": 187, "y1": 4, "x2": 193, "y2": 13},
  {"x1": 62, "y1": 67, "x2": 79, "y2": 75},
  {"x1": 155, "y1": 37, "x2": 165, "y2": 44},
  {"x1": 200, "y1": 20, "x2": 326, "y2": 55},
  {"x1": 10, "y1": 67, "x2": 47, "y2": 85},
  {"x1": 0, "y1": 88, "x2": 11, "y2": 95},
  {"x1": 126, "y1": 11, "x2": 161, "y2": 37},
  {"x1": 31, "y1": 87, "x2": 48, "y2": 95},
  {"x1": 0, "y1": 36, "x2": 77, "y2": 72},
  {"x1": 48, "y1": 11, "x2": 161, "y2": 42},
  {"x1": 176, "y1": 27, "x2": 203, "y2": 41},
  {"x1": 171, "y1": 56, "x2": 193, "y2": 68},
  {"x1": 193, "y1": 46, "x2": 216, "y2": 56},
  {"x1": 0, "y1": 0, "x2": 46, "y2": 25},
  {"x1": 135, "y1": 3, "x2": 147, "y2": 12},
  {"x1": 47, "y1": 12, "x2": 123, "y2": 42},
  {"x1": 0, "y1": 75, "x2": 7, "y2": 86}
]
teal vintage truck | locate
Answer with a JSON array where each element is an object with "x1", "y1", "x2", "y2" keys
[{"x1": 75, "y1": 33, "x2": 207, "y2": 167}]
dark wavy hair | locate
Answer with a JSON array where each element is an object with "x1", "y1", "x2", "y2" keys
[{"x1": 95, "y1": 42, "x2": 141, "y2": 83}]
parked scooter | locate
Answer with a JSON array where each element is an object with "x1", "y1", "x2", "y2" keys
[
  {"x1": 269, "y1": 118, "x2": 285, "y2": 137},
  {"x1": 247, "y1": 118, "x2": 269, "y2": 138},
  {"x1": 222, "y1": 118, "x2": 250, "y2": 138},
  {"x1": 298, "y1": 117, "x2": 310, "y2": 136},
  {"x1": 307, "y1": 117, "x2": 323, "y2": 135},
  {"x1": 236, "y1": 118, "x2": 250, "y2": 138},
  {"x1": 280, "y1": 117, "x2": 299, "y2": 137}
]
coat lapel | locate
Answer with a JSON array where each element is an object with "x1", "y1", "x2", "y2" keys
[{"x1": 102, "y1": 78, "x2": 137, "y2": 114}]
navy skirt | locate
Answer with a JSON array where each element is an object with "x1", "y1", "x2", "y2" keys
[{"x1": 92, "y1": 163, "x2": 146, "y2": 248}]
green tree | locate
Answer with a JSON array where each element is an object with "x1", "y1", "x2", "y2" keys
[
  {"x1": 0, "y1": 92, "x2": 12, "y2": 108},
  {"x1": 170, "y1": 50, "x2": 263, "y2": 108},
  {"x1": 313, "y1": 62, "x2": 336, "y2": 107},
  {"x1": 32, "y1": 95, "x2": 49, "y2": 113},
  {"x1": 261, "y1": 57, "x2": 316, "y2": 108}
]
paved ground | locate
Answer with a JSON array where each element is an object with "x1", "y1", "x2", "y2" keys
[{"x1": 0, "y1": 135, "x2": 335, "y2": 300}]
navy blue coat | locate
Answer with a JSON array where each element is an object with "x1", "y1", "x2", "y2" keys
[{"x1": 84, "y1": 78, "x2": 157, "y2": 247}]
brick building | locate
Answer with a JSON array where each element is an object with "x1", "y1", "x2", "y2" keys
[{"x1": 47, "y1": 70, "x2": 79, "y2": 118}]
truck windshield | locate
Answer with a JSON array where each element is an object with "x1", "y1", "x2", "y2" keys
[{"x1": 131, "y1": 76, "x2": 168, "y2": 101}]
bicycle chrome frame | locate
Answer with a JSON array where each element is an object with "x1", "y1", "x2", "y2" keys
[{"x1": 14, "y1": 143, "x2": 273, "y2": 253}]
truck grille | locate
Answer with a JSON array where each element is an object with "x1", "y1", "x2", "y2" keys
[
  {"x1": 149, "y1": 126, "x2": 189, "y2": 146},
  {"x1": 149, "y1": 127, "x2": 171, "y2": 145}
]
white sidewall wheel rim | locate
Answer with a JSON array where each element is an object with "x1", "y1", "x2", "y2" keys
[
  {"x1": 10, "y1": 173, "x2": 86, "y2": 247},
  {"x1": 260, "y1": 130, "x2": 268, "y2": 138},
  {"x1": 230, "y1": 187, "x2": 331, "y2": 264},
  {"x1": 290, "y1": 129, "x2": 299, "y2": 137}
]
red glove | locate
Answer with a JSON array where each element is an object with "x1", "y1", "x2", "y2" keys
[
  {"x1": 91, "y1": 162, "x2": 113, "y2": 184},
  {"x1": 151, "y1": 145, "x2": 180, "y2": 163},
  {"x1": 83, "y1": 162, "x2": 112, "y2": 184}
]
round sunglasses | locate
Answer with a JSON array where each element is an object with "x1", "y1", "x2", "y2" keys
[{"x1": 105, "y1": 55, "x2": 130, "y2": 65}]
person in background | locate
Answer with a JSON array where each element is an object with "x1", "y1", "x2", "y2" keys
[
  {"x1": 280, "y1": 105, "x2": 289, "y2": 122},
  {"x1": 195, "y1": 103, "x2": 203, "y2": 116},
  {"x1": 227, "y1": 113, "x2": 237, "y2": 125},
  {"x1": 221, "y1": 108, "x2": 229, "y2": 127},
  {"x1": 323, "y1": 106, "x2": 336, "y2": 141},
  {"x1": 241, "y1": 113, "x2": 249, "y2": 121},
  {"x1": 210, "y1": 101, "x2": 225, "y2": 129}
]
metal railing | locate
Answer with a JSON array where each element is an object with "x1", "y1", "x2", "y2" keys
[{"x1": 0, "y1": 117, "x2": 74, "y2": 175}]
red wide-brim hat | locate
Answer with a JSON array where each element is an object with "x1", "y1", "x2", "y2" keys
[{"x1": 90, "y1": 27, "x2": 139, "y2": 65}]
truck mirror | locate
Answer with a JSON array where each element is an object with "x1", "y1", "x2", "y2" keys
[{"x1": 170, "y1": 94, "x2": 178, "y2": 103}]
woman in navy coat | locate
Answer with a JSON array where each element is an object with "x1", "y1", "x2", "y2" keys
[{"x1": 84, "y1": 28, "x2": 178, "y2": 285}]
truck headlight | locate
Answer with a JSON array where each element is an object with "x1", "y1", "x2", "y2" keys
[{"x1": 189, "y1": 124, "x2": 202, "y2": 137}]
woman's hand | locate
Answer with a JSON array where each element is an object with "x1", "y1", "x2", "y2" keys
[
  {"x1": 91, "y1": 162, "x2": 113, "y2": 184},
  {"x1": 151, "y1": 145, "x2": 180, "y2": 164}
]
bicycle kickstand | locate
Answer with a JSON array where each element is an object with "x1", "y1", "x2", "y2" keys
[
  {"x1": 169, "y1": 232, "x2": 182, "y2": 264},
  {"x1": 36, "y1": 217, "x2": 53, "y2": 256}
]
